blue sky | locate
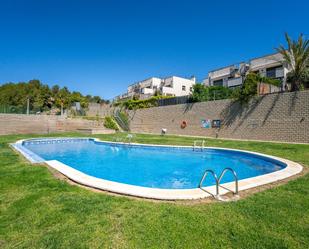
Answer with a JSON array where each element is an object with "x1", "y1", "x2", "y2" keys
[{"x1": 0, "y1": 0, "x2": 308, "y2": 99}]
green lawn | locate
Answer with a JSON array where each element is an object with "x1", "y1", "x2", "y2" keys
[{"x1": 1, "y1": 132, "x2": 309, "y2": 249}]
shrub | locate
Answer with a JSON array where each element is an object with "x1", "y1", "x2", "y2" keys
[
  {"x1": 104, "y1": 116, "x2": 119, "y2": 130},
  {"x1": 116, "y1": 95, "x2": 172, "y2": 110},
  {"x1": 190, "y1": 84, "x2": 233, "y2": 102},
  {"x1": 232, "y1": 73, "x2": 280, "y2": 104}
]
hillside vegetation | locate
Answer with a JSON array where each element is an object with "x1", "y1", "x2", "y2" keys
[{"x1": 0, "y1": 80, "x2": 108, "y2": 113}]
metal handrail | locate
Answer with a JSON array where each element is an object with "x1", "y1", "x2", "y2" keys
[
  {"x1": 112, "y1": 137, "x2": 122, "y2": 145},
  {"x1": 113, "y1": 134, "x2": 134, "y2": 146},
  {"x1": 113, "y1": 109, "x2": 130, "y2": 131},
  {"x1": 125, "y1": 134, "x2": 134, "y2": 145},
  {"x1": 193, "y1": 140, "x2": 205, "y2": 151},
  {"x1": 218, "y1": 167, "x2": 239, "y2": 195},
  {"x1": 198, "y1": 169, "x2": 219, "y2": 196}
]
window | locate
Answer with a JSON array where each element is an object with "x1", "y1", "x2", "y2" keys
[
  {"x1": 213, "y1": 79, "x2": 223, "y2": 86},
  {"x1": 266, "y1": 66, "x2": 283, "y2": 78},
  {"x1": 266, "y1": 68, "x2": 276, "y2": 78},
  {"x1": 190, "y1": 87, "x2": 193, "y2": 92},
  {"x1": 182, "y1": 85, "x2": 186, "y2": 91}
]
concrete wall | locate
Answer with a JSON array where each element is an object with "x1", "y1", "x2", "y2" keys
[
  {"x1": 0, "y1": 114, "x2": 105, "y2": 135},
  {"x1": 86, "y1": 103, "x2": 114, "y2": 117},
  {"x1": 129, "y1": 91, "x2": 309, "y2": 143}
]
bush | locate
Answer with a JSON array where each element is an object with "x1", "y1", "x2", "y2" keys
[
  {"x1": 232, "y1": 73, "x2": 280, "y2": 104},
  {"x1": 116, "y1": 96, "x2": 172, "y2": 110},
  {"x1": 190, "y1": 84, "x2": 233, "y2": 102},
  {"x1": 104, "y1": 116, "x2": 119, "y2": 130}
]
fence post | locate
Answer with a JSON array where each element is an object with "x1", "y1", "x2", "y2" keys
[{"x1": 27, "y1": 98, "x2": 30, "y2": 115}]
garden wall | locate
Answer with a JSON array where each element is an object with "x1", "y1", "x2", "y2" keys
[
  {"x1": 0, "y1": 114, "x2": 104, "y2": 135},
  {"x1": 86, "y1": 103, "x2": 114, "y2": 116},
  {"x1": 129, "y1": 90, "x2": 309, "y2": 143}
]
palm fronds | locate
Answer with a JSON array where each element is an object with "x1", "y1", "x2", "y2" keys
[{"x1": 276, "y1": 33, "x2": 309, "y2": 90}]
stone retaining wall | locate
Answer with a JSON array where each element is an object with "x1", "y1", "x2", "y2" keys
[
  {"x1": 0, "y1": 114, "x2": 105, "y2": 135},
  {"x1": 87, "y1": 103, "x2": 114, "y2": 116},
  {"x1": 129, "y1": 91, "x2": 309, "y2": 143}
]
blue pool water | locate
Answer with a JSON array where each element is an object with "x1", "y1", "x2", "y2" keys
[{"x1": 22, "y1": 139, "x2": 286, "y2": 189}]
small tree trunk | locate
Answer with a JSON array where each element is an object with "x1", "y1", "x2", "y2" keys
[
  {"x1": 291, "y1": 81, "x2": 299, "y2": 92},
  {"x1": 61, "y1": 103, "x2": 64, "y2": 116}
]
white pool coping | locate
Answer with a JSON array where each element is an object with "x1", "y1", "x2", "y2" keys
[{"x1": 11, "y1": 137, "x2": 303, "y2": 200}]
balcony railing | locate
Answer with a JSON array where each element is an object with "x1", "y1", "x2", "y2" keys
[
  {"x1": 209, "y1": 67, "x2": 233, "y2": 79},
  {"x1": 227, "y1": 77, "x2": 243, "y2": 87},
  {"x1": 250, "y1": 53, "x2": 284, "y2": 70},
  {"x1": 275, "y1": 68, "x2": 284, "y2": 78},
  {"x1": 141, "y1": 88, "x2": 154, "y2": 94}
]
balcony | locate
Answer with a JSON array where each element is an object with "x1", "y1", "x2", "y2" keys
[
  {"x1": 161, "y1": 86, "x2": 176, "y2": 96},
  {"x1": 250, "y1": 53, "x2": 284, "y2": 71},
  {"x1": 227, "y1": 77, "x2": 243, "y2": 87},
  {"x1": 266, "y1": 66, "x2": 284, "y2": 79},
  {"x1": 141, "y1": 88, "x2": 154, "y2": 95},
  {"x1": 209, "y1": 67, "x2": 234, "y2": 79}
]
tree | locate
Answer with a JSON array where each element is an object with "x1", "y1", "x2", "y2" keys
[
  {"x1": 55, "y1": 87, "x2": 71, "y2": 115},
  {"x1": 190, "y1": 84, "x2": 209, "y2": 102},
  {"x1": 51, "y1": 85, "x2": 60, "y2": 95},
  {"x1": 232, "y1": 73, "x2": 280, "y2": 104},
  {"x1": 69, "y1": 91, "x2": 88, "y2": 108},
  {"x1": 276, "y1": 33, "x2": 309, "y2": 91},
  {"x1": 0, "y1": 80, "x2": 108, "y2": 114},
  {"x1": 85, "y1": 95, "x2": 102, "y2": 104},
  {"x1": 190, "y1": 84, "x2": 232, "y2": 102}
]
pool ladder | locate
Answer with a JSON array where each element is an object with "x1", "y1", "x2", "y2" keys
[
  {"x1": 193, "y1": 140, "x2": 205, "y2": 151},
  {"x1": 112, "y1": 134, "x2": 134, "y2": 146},
  {"x1": 199, "y1": 167, "x2": 239, "y2": 200}
]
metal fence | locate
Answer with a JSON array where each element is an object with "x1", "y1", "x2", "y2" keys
[
  {"x1": 0, "y1": 104, "x2": 52, "y2": 115},
  {"x1": 158, "y1": 90, "x2": 234, "y2": 107},
  {"x1": 0, "y1": 102, "x2": 85, "y2": 116},
  {"x1": 158, "y1": 96, "x2": 192, "y2": 107},
  {"x1": 0, "y1": 105, "x2": 28, "y2": 114}
]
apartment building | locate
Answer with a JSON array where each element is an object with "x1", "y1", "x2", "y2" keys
[
  {"x1": 161, "y1": 76, "x2": 196, "y2": 96},
  {"x1": 127, "y1": 77, "x2": 162, "y2": 100},
  {"x1": 203, "y1": 52, "x2": 290, "y2": 89},
  {"x1": 203, "y1": 63, "x2": 248, "y2": 88},
  {"x1": 250, "y1": 53, "x2": 289, "y2": 81},
  {"x1": 115, "y1": 76, "x2": 196, "y2": 101}
]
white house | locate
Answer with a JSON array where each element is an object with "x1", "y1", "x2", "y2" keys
[
  {"x1": 161, "y1": 76, "x2": 196, "y2": 97},
  {"x1": 127, "y1": 77, "x2": 162, "y2": 100},
  {"x1": 116, "y1": 76, "x2": 196, "y2": 100}
]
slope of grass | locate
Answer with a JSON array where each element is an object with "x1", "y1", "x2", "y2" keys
[{"x1": 0, "y1": 132, "x2": 309, "y2": 249}]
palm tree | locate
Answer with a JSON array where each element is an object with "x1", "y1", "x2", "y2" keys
[{"x1": 276, "y1": 33, "x2": 309, "y2": 91}]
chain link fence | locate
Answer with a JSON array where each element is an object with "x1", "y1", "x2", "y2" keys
[
  {"x1": 0, "y1": 104, "x2": 53, "y2": 115},
  {"x1": 0, "y1": 105, "x2": 28, "y2": 114}
]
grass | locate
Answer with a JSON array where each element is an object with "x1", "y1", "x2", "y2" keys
[{"x1": 0, "y1": 132, "x2": 309, "y2": 248}]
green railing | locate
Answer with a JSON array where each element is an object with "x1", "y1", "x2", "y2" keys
[
  {"x1": 0, "y1": 105, "x2": 41, "y2": 114},
  {"x1": 113, "y1": 109, "x2": 130, "y2": 131},
  {"x1": 0, "y1": 105, "x2": 27, "y2": 114}
]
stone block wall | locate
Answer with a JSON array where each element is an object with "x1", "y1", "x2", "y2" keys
[
  {"x1": 0, "y1": 114, "x2": 105, "y2": 135},
  {"x1": 129, "y1": 91, "x2": 309, "y2": 143},
  {"x1": 86, "y1": 103, "x2": 114, "y2": 116}
]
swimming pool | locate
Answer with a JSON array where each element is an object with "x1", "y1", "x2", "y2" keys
[{"x1": 12, "y1": 138, "x2": 302, "y2": 200}]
